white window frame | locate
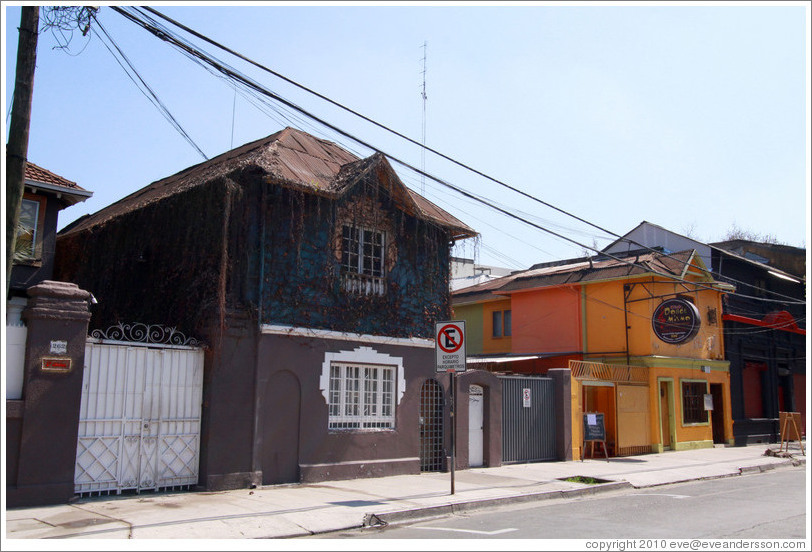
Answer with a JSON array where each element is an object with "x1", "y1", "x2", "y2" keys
[
  {"x1": 341, "y1": 225, "x2": 386, "y2": 295},
  {"x1": 320, "y1": 347, "x2": 406, "y2": 431}
]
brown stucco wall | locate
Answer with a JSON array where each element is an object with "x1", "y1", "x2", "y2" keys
[
  {"x1": 197, "y1": 312, "x2": 261, "y2": 491},
  {"x1": 257, "y1": 332, "x2": 434, "y2": 483}
]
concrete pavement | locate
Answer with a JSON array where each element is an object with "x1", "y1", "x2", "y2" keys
[{"x1": 4, "y1": 442, "x2": 806, "y2": 541}]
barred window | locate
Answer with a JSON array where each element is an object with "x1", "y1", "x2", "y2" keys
[
  {"x1": 329, "y1": 362, "x2": 395, "y2": 429},
  {"x1": 681, "y1": 380, "x2": 708, "y2": 424}
]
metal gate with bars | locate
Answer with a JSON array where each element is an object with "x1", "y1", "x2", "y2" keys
[
  {"x1": 500, "y1": 375, "x2": 557, "y2": 463},
  {"x1": 419, "y1": 378, "x2": 445, "y2": 472},
  {"x1": 75, "y1": 325, "x2": 204, "y2": 496}
]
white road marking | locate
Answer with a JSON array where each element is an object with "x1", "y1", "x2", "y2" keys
[
  {"x1": 638, "y1": 493, "x2": 690, "y2": 499},
  {"x1": 414, "y1": 526, "x2": 518, "y2": 536}
]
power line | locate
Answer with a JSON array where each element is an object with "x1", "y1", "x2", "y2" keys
[
  {"x1": 109, "y1": 6, "x2": 805, "y2": 309},
  {"x1": 91, "y1": 14, "x2": 208, "y2": 161},
  {"x1": 136, "y1": 6, "x2": 805, "y2": 308}
]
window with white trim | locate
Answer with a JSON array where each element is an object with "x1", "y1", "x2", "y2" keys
[
  {"x1": 341, "y1": 225, "x2": 385, "y2": 295},
  {"x1": 329, "y1": 362, "x2": 395, "y2": 429}
]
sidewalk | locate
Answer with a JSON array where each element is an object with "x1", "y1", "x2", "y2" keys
[{"x1": 4, "y1": 442, "x2": 806, "y2": 540}]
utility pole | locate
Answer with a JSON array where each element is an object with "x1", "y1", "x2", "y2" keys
[
  {"x1": 420, "y1": 41, "x2": 427, "y2": 195},
  {"x1": 6, "y1": 6, "x2": 40, "y2": 295}
]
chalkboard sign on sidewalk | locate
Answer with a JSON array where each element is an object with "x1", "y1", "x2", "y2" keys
[
  {"x1": 583, "y1": 412, "x2": 605, "y2": 441},
  {"x1": 582, "y1": 412, "x2": 609, "y2": 462}
]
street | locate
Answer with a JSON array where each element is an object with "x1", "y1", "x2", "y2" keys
[{"x1": 306, "y1": 467, "x2": 807, "y2": 540}]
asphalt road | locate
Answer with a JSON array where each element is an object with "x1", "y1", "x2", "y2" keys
[{"x1": 306, "y1": 466, "x2": 808, "y2": 540}]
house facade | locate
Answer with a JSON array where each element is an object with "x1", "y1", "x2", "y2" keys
[
  {"x1": 7, "y1": 162, "x2": 93, "y2": 398},
  {"x1": 603, "y1": 221, "x2": 806, "y2": 444},
  {"x1": 453, "y1": 249, "x2": 735, "y2": 460},
  {"x1": 53, "y1": 127, "x2": 496, "y2": 491}
]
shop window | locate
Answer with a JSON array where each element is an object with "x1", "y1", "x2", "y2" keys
[
  {"x1": 341, "y1": 225, "x2": 386, "y2": 295},
  {"x1": 492, "y1": 310, "x2": 511, "y2": 337},
  {"x1": 681, "y1": 380, "x2": 708, "y2": 424}
]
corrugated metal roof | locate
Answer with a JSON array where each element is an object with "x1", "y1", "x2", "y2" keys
[
  {"x1": 59, "y1": 127, "x2": 475, "y2": 239},
  {"x1": 453, "y1": 249, "x2": 711, "y2": 300}
]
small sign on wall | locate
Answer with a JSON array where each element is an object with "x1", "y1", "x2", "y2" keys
[
  {"x1": 50, "y1": 340, "x2": 68, "y2": 355},
  {"x1": 522, "y1": 388, "x2": 531, "y2": 408},
  {"x1": 704, "y1": 393, "x2": 714, "y2": 411},
  {"x1": 41, "y1": 357, "x2": 72, "y2": 373}
]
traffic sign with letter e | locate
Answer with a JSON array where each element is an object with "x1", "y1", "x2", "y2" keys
[{"x1": 435, "y1": 321, "x2": 466, "y2": 372}]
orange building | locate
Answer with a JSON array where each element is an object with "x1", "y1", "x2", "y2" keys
[{"x1": 452, "y1": 249, "x2": 736, "y2": 459}]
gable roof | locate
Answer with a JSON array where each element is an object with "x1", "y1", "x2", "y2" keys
[
  {"x1": 453, "y1": 249, "x2": 729, "y2": 303},
  {"x1": 59, "y1": 127, "x2": 475, "y2": 240},
  {"x1": 24, "y1": 162, "x2": 92, "y2": 205},
  {"x1": 605, "y1": 220, "x2": 804, "y2": 284}
]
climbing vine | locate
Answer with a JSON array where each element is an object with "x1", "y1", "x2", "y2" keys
[{"x1": 53, "y1": 164, "x2": 460, "y2": 348}]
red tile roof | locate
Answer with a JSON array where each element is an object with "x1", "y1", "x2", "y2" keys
[{"x1": 24, "y1": 162, "x2": 87, "y2": 192}]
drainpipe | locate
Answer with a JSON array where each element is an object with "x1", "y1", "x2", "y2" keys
[
  {"x1": 623, "y1": 284, "x2": 632, "y2": 366},
  {"x1": 251, "y1": 183, "x2": 268, "y2": 485}
]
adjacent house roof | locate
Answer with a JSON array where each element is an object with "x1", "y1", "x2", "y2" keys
[
  {"x1": 24, "y1": 162, "x2": 92, "y2": 205},
  {"x1": 453, "y1": 249, "x2": 731, "y2": 304},
  {"x1": 604, "y1": 220, "x2": 805, "y2": 284},
  {"x1": 58, "y1": 127, "x2": 476, "y2": 240}
]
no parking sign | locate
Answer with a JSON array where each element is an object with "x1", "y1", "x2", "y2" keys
[{"x1": 435, "y1": 321, "x2": 466, "y2": 372}]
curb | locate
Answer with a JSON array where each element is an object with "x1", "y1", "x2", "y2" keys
[
  {"x1": 361, "y1": 459, "x2": 806, "y2": 529},
  {"x1": 363, "y1": 480, "x2": 633, "y2": 528}
]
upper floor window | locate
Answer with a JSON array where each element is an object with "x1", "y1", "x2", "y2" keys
[
  {"x1": 341, "y1": 225, "x2": 385, "y2": 295},
  {"x1": 14, "y1": 198, "x2": 42, "y2": 261},
  {"x1": 681, "y1": 380, "x2": 708, "y2": 425},
  {"x1": 492, "y1": 309, "x2": 512, "y2": 338}
]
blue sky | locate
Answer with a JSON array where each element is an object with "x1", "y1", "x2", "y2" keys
[{"x1": 4, "y1": 2, "x2": 809, "y2": 270}]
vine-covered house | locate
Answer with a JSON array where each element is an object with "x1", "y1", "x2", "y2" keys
[{"x1": 54, "y1": 127, "x2": 478, "y2": 489}]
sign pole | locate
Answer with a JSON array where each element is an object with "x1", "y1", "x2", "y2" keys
[
  {"x1": 434, "y1": 321, "x2": 465, "y2": 497},
  {"x1": 449, "y1": 370, "x2": 455, "y2": 495}
]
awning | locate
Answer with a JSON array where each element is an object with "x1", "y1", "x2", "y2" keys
[{"x1": 466, "y1": 355, "x2": 545, "y2": 364}]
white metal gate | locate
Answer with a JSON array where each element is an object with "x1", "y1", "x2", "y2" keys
[{"x1": 75, "y1": 325, "x2": 204, "y2": 496}]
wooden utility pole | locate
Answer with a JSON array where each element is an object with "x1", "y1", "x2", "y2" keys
[{"x1": 6, "y1": 6, "x2": 39, "y2": 295}]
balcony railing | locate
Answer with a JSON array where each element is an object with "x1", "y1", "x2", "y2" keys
[{"x1": 342, "y1": 273, "x2": 385, "y2": 296}]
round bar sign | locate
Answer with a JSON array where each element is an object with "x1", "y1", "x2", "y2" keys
[
  {"x1": 652, "y1": 298, "x2": 701, "y2": 344},
  {"x1": 435, "y1": 321, "x2": 466, "y2": 372}
]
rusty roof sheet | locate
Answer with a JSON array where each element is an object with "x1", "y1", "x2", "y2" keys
[
  {"x1": 453, "y1": 250, "x2": 706, "y2": 300},
  {"x1": 59, "y1": 127, "x2": 475, "y2": 239}
]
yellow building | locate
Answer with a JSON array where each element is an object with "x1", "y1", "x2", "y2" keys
[{"x1": 453, "y1": 249, "x2": 736, "y2": 460}]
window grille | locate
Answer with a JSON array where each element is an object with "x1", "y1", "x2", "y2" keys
[
  {"x1": 329, "y1": 362, "x2": 395, "y2": 429},
  {"x1": 681, "y1": 380, "x2": 708, "y2": 424}
]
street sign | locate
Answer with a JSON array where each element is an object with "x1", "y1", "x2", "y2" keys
[{"x1": 435, "y1": 321, "x2": 466, "y2": 372}]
